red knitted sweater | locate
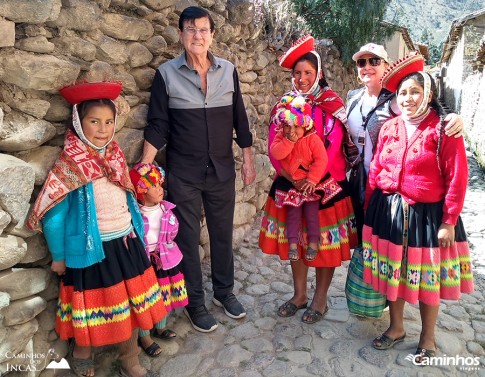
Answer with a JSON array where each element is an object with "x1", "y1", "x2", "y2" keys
[
  {"x1": 270, "y1": 130, "x2": 328, "y2": 184},
  {"x1": 366, "y1": 110, "x2": 468, "y2": 225}
]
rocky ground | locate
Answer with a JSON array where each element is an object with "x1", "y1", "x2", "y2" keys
[{"x1": 52, "y1": 151, "x2": 485, "y2": 377}]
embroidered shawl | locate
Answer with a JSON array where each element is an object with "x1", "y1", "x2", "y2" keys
[
  {"x1": 306, "y1": 86, "x2": 347, "y2": 125},
  {"x1": 27, "y1": 130, "x2": 135, "y2": 230}
]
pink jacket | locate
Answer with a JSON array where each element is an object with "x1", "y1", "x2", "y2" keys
[{"x1": 142, "y1": 200, "x2": 183, "y2": 270}]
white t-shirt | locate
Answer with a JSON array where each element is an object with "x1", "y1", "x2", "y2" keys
[
  {"x1": 347, "y1": 92, "x2": 377, "y2": 172},
  {"x1": 348, "y1": 92, "x2": 401, "y2": 172},
  {"x1": 140, "y1": 204, "x2": 164, "y2": 252}
]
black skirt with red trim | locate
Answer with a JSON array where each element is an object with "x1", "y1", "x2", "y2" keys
[{"x1": 56, "y1": 234, "x2": 167, "y2": 347}]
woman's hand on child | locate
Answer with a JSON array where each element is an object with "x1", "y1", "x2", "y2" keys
[
  {"x1": 300, "y1": 180, "x2": 316, "y2": 195},
  {"x1": 437, "y1": 223, "x2": 455, "y2": 248},
  {"x1": 51, "y1": 260, "x2": 66, "y2": 276}
]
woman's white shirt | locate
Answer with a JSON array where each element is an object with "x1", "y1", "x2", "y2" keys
[{"x1": 347, "y1": 93, "x2": 377, "y2": 172}]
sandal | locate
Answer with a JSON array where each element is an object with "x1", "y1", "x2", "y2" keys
[
  {"x1": 277, "y1": 300, "x2": 307, "y2": 317},
  {"x1": 414, "y1": 346, "x2": 436, "y2": 365},
  {"x1": 118, "y1": 367, "x2": 159, "y2": 377},
  {"x1": 137, "y1": 338, "x2": 161, "y2": 358},
  {"x1": 372, "y1": 333, "x2": 406, "y2": 350},
  {"x1": 153, "y1": 328, "x2": 177, "y2": 340},
  {"x1": 301, "y1": 305, "x2": 328, "y2": 324},
  {"x1": 288, "y1": 248, "x2": 299, "y2": 261},
  {"x1": 67, "y1": 350, "x2": 95, "y2": 377},
  {"x1": 305, "y1": 247, "x2": 318, "y2": 261}
]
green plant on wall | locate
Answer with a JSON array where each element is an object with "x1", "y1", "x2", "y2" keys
[{"x1": 289, "y1": 0, "x2": 395, "y2": 64}]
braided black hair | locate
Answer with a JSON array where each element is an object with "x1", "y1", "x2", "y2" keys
[{"x1": 398, "y1": 72, "x2": 446, "y2": 173}]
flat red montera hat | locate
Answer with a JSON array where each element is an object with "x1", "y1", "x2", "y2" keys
[
  {"x1": 279, "y1": 35, "x2": 315, "y2": 70},
  {"x1": 380, "y1": 52, "x2": 425, "y2": 92},
  {"x1": 59, "y1": 80, "x2": 123, "y2": 105}
]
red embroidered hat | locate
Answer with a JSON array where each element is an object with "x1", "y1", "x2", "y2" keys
[
  {"x1": 59, "y1": 80, "x2": 123, "y2": 105},
  {"x1": 279, "y1": 35, "x2": 315, "y2": 70},
  {"x1": 380, "y1": 52, "x2": 425, "y2": 92}
]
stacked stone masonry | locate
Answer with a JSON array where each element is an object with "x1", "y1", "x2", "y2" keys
[{"x1": 0, "y1": 0, "x2": 359, "y2": 373}]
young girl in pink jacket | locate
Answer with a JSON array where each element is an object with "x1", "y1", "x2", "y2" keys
[{"x1": 129, "y1": 163, "x2": 188, "y2": 357}]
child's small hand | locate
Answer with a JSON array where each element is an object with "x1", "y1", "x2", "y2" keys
[
  {"x1": 292, "y1": 179, "x2": 305, "y2": 191},
  {"x1": 300, "y1": 180, "x2": 316, "y2": 195},
  {"x1": 51, "y1": 260, "x2": 66, "y2": 276},
  {"x1": 285, "y1": 130, "x2": 298, "y2": 142}
]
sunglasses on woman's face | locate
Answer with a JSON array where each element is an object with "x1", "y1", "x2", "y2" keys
[{"x1": 356, "y1": 57, "x2": 382, "y2": 68}]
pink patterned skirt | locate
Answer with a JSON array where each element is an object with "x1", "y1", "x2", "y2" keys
[
  {"x1": 362, "y1": 190, "x2": 473, "y2": 306},
  {"x1": 149, "y1": 252, "x2": 188, "y2": 312}
]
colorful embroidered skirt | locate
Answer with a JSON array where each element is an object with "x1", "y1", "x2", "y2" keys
[
  {"x1": 151, "y1": 261, "x2": 188, "y2": 312},
  {"x1": 56, "y1": 235, "x2": 167, "y2": 347},
  {"x1": 362, "y1": 190, "x2": 474, "y2": 306},
  {"x1": 259, "y1": 177, "x2": 357, "y2": 267},
  {"x1": 272, "y1": 175, "x2": 343, "y2": 208}
]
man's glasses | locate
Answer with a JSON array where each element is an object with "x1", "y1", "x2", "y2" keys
[
  {"x1": 356, "y1": 57, "x2": 382, "y2": 68},
  {"x1": 184, "y1": 26, "x2": 211, "y2": 36}
]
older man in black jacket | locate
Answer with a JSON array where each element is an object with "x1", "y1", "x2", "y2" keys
[{"x1": 142, "y1": 6, "x2": 256, "y2": 333}]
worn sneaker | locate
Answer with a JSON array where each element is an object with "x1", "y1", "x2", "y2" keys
[
  {"x1": 184, "y1": 305, "x2": 218, "y2": 333},
  {"x1": 212, "y1": 293, "x2": 246, "y2": 319}
]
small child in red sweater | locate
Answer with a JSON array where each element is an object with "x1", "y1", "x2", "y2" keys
[{"x1": 270, "y1": 94, "x2": 328, "y2": 261}]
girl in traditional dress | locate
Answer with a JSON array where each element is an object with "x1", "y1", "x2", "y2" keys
[
  {"x1": 129, "y1": 163, "x2": 188, "y2": 357},
  {"x1": 27, "y1": 81, "x2": 165, "y2": 377},
  {"x1": 346, "y1": 43, "x2": 464, "y2": 245},
  {"x1": 363, "y1": 53, "x2": 474, "y2": 362}
]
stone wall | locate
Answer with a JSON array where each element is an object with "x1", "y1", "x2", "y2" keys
[
  {"x1": 459, "y1": 24, "x2": 485, "y2": 168},
  {"x1": 0, "y1": 0, "x2": 358, "y2": 372},
  {"x1": 441, "y1": 15, "x2": 485, "y2": 168},
  {"x1": 461, "y1": 66, "x2": 485, "y2": 167}
]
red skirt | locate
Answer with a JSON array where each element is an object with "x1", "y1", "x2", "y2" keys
[
  {"x1": 259, "y1": 178, "x2": 357, "y2": 267},
  {"x1": 56, "y1": 234, "x2": 167, "y2": 347}
]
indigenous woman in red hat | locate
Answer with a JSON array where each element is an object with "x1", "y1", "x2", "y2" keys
[
  {"x1": 346, "y1": 43, "x2": 464, "y2": 245},
  {"x1": 259, "y1": 35, "x2": 358, "y2": 324},
  {"x1": 27, "y1": 82, "x2": 165, "y2": 377},
  {"x1": 363, "y1": 53, "x2": 473, "y2": 362}
]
